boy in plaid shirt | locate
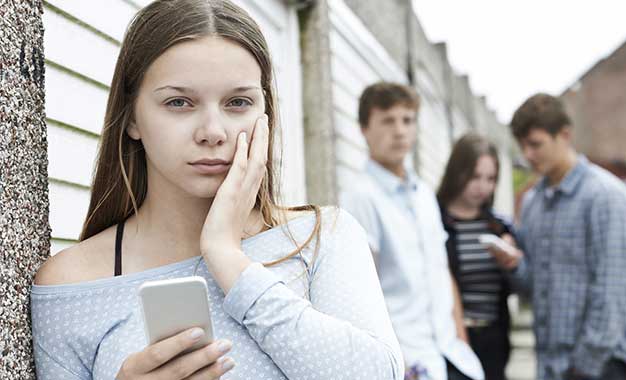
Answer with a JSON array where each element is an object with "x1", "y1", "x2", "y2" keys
[{"x1": 489, "y1": 93, "x2": 626, "y2": 380}]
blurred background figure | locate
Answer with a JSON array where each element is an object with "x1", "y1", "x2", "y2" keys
[
  {"x1": 495, "y1": 93, "x2": 626, "y2": 380},
  {"x1": 438, "y1": 134, "x2": 519, "y2": 380},
  {"x1": 342, "y1": 82, "x2": 485, "y2": 380}
]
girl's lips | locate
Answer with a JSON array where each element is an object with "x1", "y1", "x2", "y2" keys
[{"x1": 189, "y1": 163, "x2": 231, "y2": 175}]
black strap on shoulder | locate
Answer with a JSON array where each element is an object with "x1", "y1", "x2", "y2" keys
[{"x1": 114, "y1": 221, "x2": 125, "y2": 276}]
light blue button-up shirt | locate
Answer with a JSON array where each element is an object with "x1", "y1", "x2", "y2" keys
[{"x1": 341, "y1": 160, "x2": 484, "y2": 380}]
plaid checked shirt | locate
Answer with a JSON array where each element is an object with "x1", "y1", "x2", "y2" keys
[{"x1": 511, "y1": 156, "x2": 626, "y2": 380}]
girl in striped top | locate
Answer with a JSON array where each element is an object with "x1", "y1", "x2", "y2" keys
[{"x1": 437, "y1": 133, "x2": 522, "y2": 380}]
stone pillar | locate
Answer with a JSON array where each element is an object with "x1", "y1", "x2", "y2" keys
[{"x1": 0, "y1": 0, "x2": 49, "y2": 378}]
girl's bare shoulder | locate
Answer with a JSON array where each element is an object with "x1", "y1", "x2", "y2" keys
[{"x1": 34, "y1": 226, "x2": 117, "y2": 286}]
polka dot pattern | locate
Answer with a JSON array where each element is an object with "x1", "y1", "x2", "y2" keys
[{"x1": 30, "y1": 208, "x2": 404, "y2": 379}]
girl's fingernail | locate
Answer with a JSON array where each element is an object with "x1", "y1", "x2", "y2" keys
[
  {"x1": 241, "y1": 132, "x2": 247, "y2": 142},
  {"x1": 189, "y1": 328, "x2": 204, "y2": 340},
  {"x1": 219, "y1": 357, "x2": 235, "y2": 371},
  {"x1": 217, "y1": 339, "x2": 232, "y2": 353}
]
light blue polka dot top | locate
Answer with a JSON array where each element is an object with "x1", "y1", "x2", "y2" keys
[{"x1": 31, "y1": 208, "x2": 404, "y2": 379}]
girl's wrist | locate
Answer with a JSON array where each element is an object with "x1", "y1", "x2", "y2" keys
[
  {"x1": 201, "y1": 240, "x2": 240, "y2": 259},
  {"x1": 202, "y1": 248, "x2": 252, "y2": 293}
]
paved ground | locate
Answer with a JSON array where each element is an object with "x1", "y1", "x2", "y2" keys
[{"x1": 506, "y1": 305, "x2": 536, "y2": 380}]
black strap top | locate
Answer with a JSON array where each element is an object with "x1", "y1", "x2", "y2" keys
[{"x1": 114, "y1": 222, "x2": 124, "y2": 276}]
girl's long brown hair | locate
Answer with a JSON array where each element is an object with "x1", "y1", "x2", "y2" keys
[
  {"x1": 80, "y1": 0, "x2": 321, "y2": 264},
  {"x1": 437, "y1": 133, "x2": 500, "y2": 209}
]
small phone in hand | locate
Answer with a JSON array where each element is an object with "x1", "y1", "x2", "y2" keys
[
  {"x1": 138, "y1": 276, "x2": 213, "y2": 354},
  {"x1": 478, "y1": 234, "x2": 517, "y2": 257}
]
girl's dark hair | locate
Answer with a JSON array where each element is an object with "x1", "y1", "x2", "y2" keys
[
  {"x1": 437, "y1": 133, "x2": 500, "y2": 208},
  {"x1": 81, "y1": 0, "x2": 321, "y2": 266}
]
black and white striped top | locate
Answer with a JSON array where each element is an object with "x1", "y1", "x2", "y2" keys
[{"x1": 452, "y1": 218, "x2": 503, "y2": 322}]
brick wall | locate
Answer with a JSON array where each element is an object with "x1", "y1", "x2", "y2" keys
[{"x1": 561, "y1": 41, "x2": 626, "y2": 173}]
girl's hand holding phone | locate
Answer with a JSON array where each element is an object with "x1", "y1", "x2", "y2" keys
[
  {"x1": 199, "y1": 114, "x2": 270, "y2": 293},
  {"x1": 116, "y1": 328, "x2": 234, "y2": 379},
  {"x1": 482, "y1": 233, "x2": 524, "y2": 270}
]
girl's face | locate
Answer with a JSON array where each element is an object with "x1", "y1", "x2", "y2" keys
[
  {"x1": 129, "y1": 36, "x2": 266, "y2": 199},
  {"x1": 458, "y1": 154, "x2": 498, "y2": 209}
]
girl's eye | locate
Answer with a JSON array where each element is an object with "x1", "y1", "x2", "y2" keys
[
  {"x1": 227, "y1": 98, "x2": 253, "y2": 108},
  {"x1": 165, "y1": 98, "x2": 191, "y2": 108}
]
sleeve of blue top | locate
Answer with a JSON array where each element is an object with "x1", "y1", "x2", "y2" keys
[{"x1": 222, "y1": 208, "x2": 404, "y2": 380}]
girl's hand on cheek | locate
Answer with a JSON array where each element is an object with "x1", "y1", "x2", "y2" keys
[{"x1": 199, "y1": 114, "x2": 269, "y2": 292}]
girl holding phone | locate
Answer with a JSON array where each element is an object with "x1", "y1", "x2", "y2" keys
[
  {"x1": 30, "y1": 1, "x2": 403, "y2": 379},
  {"x1": 437, "y1": 134, "x2": 523, "y2": 380}
]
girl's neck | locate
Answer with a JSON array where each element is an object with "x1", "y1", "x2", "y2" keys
[
  {"x1": 447, "y1": 198, "x2": 482, "y2": 220},
  {"x1": 134, "y1": 192, "x2": 209, "y2": 244},
  {"x1": 123, "y1": 183, "x2": 264, "y2": 264}
]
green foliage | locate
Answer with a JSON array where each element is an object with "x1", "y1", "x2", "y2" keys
[{"x1": 513, "y1": 167, "x2": 535, "y2": 194}]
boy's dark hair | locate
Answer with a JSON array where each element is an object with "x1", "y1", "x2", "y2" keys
[
  {"x1": 510, "y1": 93, "x2": 572, "y2": 139},
  {"x1": 358, "y1": 82, "x2": 420, "y2": 128}
]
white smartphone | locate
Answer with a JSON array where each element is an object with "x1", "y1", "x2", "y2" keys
[
  {"x1": 478, "y1": 234, "x2": 517, "y2": 257},
  {"x1": 138, "y1": 276, "x2": 213, "y2": 354}
]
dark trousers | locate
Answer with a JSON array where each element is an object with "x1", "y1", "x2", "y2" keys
[
  {"x1": 572, "y1": 359, "x2": 626, "y2": 380},
  {"x1": 446, "y1": 360, "x2": 473, "y2": 380},
  {"x1": 594, "y1": 359, "x2": 626, "y2": 380},
  {"x1": 467, "y1": 323, "x2": 510, "y2": 380}
]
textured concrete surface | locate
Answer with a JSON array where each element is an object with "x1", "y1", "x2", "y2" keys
[
  {"x1": 0, "y1": 0, "x2": 49, "y2": 378},
  {"x1": 298, "y1": 0, "x2": 339, "y2": 205}
]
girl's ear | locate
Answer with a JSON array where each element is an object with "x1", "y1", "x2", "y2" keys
[{"x1": 127, "y1": 121, "x2": 141, "y2": 140}]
